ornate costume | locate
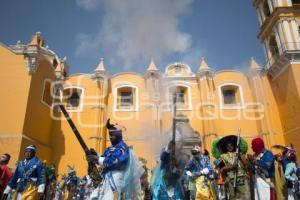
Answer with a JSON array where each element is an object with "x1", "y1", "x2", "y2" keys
[
  {"x1": 212, "y1": 135, "x2": 250, "y2": 200},
  {"x1": 251, "y1": 138, "x2": 276, "y2": 200},
  {"x1": 4, "y1": 145, "x2": 45, "y2": 200},
  {"x1": 89, "y1": 119, "x2": 143, "y2": 200},
  {"x1": 151, "y1": 143, "x2": 186, "y2": 200},
  {"x1": 184, "y1": 145, "x2": 213, "y2": 200}
]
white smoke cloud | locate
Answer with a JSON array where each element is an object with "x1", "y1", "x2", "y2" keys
[
  {"x1": 75, "y1": 0, "x2": 100, "y2": 11},
  {"x1": 75, "y1": 0, "x2": 194, "y2": 70}
]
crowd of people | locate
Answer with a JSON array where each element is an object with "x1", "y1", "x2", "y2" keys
[{"x1": 0, "y1": 121, "x2": 299, "y2": 200}]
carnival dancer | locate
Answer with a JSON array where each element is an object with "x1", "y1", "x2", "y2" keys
[
  {"x1": 184, "y1": 145, "x2": 213, "y2": 200},
  {"x1": 248, "y1": 137, "x2": 276, "y2": 200},
  {"x1": 272, "y1": 150, "x2": 287, "y2": 199},
  {"x1": 43, "y1": 162, "x2": 57, "y2": 200},
  {"x1": 212, "y1": 135, "x2": 250, "y2": 200},
  {"x1": 59, "y1": 166, "x2": 80, "y2": 200},
  {"x1": 87, "y1": 119, "x2": 144, "y2": 200},
  {"x1": 283, "y1": 147, "x2": 298, "y2": 200},
  {"x1": 0, "y1": 154, "x2": 12, "y2": 198},
  {"x1": 272, "y1": 145, "x2": 288, "y2": 199},
  {"x1": 151, "y1": 140, "x2": 187, "y2": 200},
  {"x1": 2, "y1": 145, "x2": 45, "y2": 200}
]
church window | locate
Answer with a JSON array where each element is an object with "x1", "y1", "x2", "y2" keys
[
  {"x1": 114, "y1": 85, "x2": 138, "y2": 111},
  {"x1": 62, "y1": 87, "x2": 84, "y2": 111},
  {"x1": 219, "y1": 84, "x2": 244, "y2": 109},
  {"x1": 41, "y1": 79, "x2": 53, "y2": 107},
  {"x1": 169, "y1": 85, "x2": 192, "y2": 110}
]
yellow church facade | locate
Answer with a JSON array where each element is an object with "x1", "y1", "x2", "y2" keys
[{"x1": 1, "y1": 0, "x2": 300, "y2": 176}]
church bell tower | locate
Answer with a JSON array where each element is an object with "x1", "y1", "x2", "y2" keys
[{"x1": 254, "y1": 0, "x2": 300, "y2": 154}]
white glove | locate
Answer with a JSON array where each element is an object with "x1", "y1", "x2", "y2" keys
[
  {"x1": 98, "y1": 157, "x2": 105, "y2": 165},
  {"x1": 201, "y1": 168, "x2": 209, "y2": 175},
  {"x1": 3, "y1": 186, "x2": 12, "y2": 194},
  {"x1": 38, "y1": 184, "x2": 45, "y2": 193},
  {"x1": 186, "y1": 171, "x2": 193, "y2": 177}
]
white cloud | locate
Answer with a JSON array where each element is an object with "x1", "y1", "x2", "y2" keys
[
  {"x1": 75, "y1": 0, "x2": 100, "y2": 11},
  {"x1": 75, "y1": 0, "x2": 194, "y2": 70}
]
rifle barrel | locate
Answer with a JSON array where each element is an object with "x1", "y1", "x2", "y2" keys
[{"x1": 59, "y1": 104, "x2": 89, "y2": 152}]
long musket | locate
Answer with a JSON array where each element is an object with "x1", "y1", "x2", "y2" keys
[
  {"x1": 170, "y1": 94, "x2": 178, "y2": 172},
  {"x1": 233, "y1": 128, "x2": 241, "y2": 197},
  {"x1": 58, "y1": 104, "x2": 101, "y2": 187}
]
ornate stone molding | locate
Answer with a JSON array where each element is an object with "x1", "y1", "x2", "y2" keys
[
  {"x1": 267, "y1": 52, "x2": 294, "y2": 79},
  {"x1": 9, "y1": 42, "x2": 56, "y2": 75}
]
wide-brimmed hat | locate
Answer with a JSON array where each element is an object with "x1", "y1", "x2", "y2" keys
[{"x1": 211, "y1": 135, "x2": 248, "y2": 159}]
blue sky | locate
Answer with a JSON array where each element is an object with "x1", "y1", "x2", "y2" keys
[{"x1": 0, "y1": 0, "x2": 264, "y2": 75}]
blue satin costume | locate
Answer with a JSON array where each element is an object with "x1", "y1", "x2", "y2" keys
[
  {"x1": 101, "y1": 140, "x2": 129, "y2": 175},
  {"x1": 255, "y1": 149, "x2": 275, "y2": 178},
  {"x1": 8, "y1": 157, "x2": 44, "y2": 193}
]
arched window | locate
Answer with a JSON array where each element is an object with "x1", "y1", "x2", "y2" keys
[
  {"x1": 218, "y1": 83, "x2": 244, "y2": 109},
  {"x1": 168, "y1": 84, "x2": 192, "y2": 110},
  {"x1": 114, "y1": 85, "x2": 138, "y2": 111},
  {"x1": 62, "y1": 87, "x2": 84, "y2": 112}
]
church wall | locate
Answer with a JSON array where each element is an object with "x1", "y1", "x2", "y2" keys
[
  {"x1": 0, "y1": 45, "x2": 32, "y2": 168},
  {"x1": 21, "y1": 59, "x2": 56, "y2": 165},
  {"x1": 270, "y1": 63, "x2": 300, "y2": 158}
]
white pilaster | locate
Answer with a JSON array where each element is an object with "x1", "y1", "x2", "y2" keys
[
  {"x1": 267, "y1": 0, "x2": 274, "y2": 12},
  {"x1": 290, "y1": 20, "x2": 300, "y2": 49},
  {"x1": 283, "y1": 20, "x2": 294, "y2": 50},
  {"x1": 257, "y1": 9, "x2": 263, "y2": 26},
  {"x1": 277, "y1": 0, "x2": 283, "y2": 6},
  {"x1": 273, "y1": 0, "x2": 279, "y2": 8},
  {"x1": 277, "y1": 21, "x2": 287, "y2": 51},
  {"x1": 259, "y1": 4, "x2": 266, "y2": 21},
  {"x1": 274, "y1": 27, "x2": 283, "y2": 54}
]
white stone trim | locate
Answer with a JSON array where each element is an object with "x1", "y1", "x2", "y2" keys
[
  {"x1": 113, "y1": 84, "x2": 139, "y2": 112},
  {"x1": 218, "y1": 83, "x2": 245, "y2": 110},
  {"x1": 165, "y1": 81, "x2": 193, "y2": 111},
  {"x1": 283, "y1": 20, "x2": 294, "y2": 50},
  {"x1": 41, "y1": 79, "x2": 53, "y2": 108},
  {"x1": 164, "y1": 62, "x2": 195, "y2": 77},
  {"x1": 61, "y1": 86, "x2": 85, "y2": 112},
  {"x1": 277, "y1": 0, "x2": 283, "y2": 6}
]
